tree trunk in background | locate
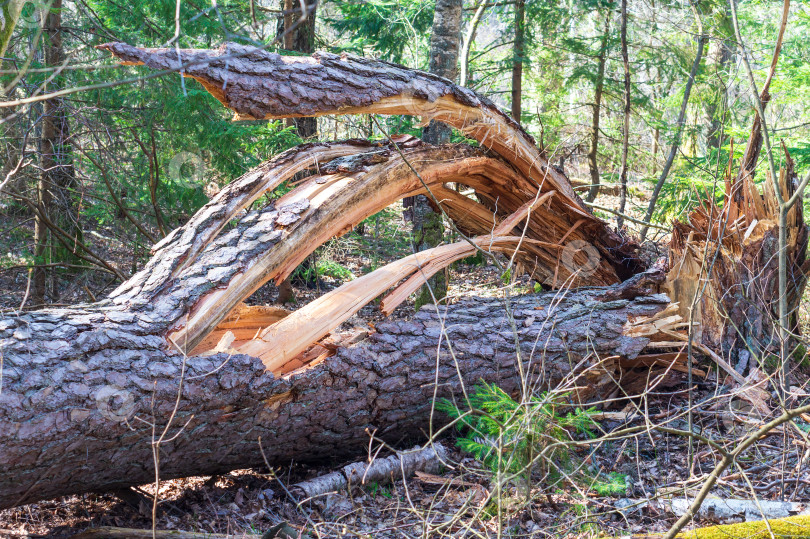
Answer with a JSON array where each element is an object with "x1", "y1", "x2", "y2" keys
[
  {"x1": 585, "y1": 11, "x2": 610, "y2": 203},
  {"x1": 413, "y1": 0, "x2": 462, "y2": 309},
  {"x1": 282, "y1": 0, "x2": 317, "y2": 140},
  {"x1": 703, "y1": 10, "x2": 731, "y2": 151},
  {"x1": 3, "y1": 38, "x2": 805, "y2": 510},
  {"x1": 33, "y1": 0, "x2": 77, "y2": 305},
  {"x1": 0, "y1": 1, "x2": 25, "y2": 194},
  {"x1": 99, "y1": 41, "x2": 641, "y2": 288},
  {"x1": 617, "y1": 0, "x2": 631, "y2": 229},
  {"x1": 459, "y1": 0, "x2": 488, "y2": 87},
  {"x1": 639, "y1": 17, "x2": 707, "y2": 241},
  {"x1": 511, "y1": 0, "x2": 525, "y2": 122},
  {"x1": 278, "y1": 0, "x2": 318, "y2": 303}
]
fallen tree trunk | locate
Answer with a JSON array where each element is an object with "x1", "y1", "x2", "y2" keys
[
  {"x1": 1, "y1": 42, "x2": 806, "y2": 513},
  {"x1": 0, "y1": 87, "x2": 663, "y2": 507},
  {"x1": 0, "y1": 272, "x2": 671, "y2": 509},
  {"x1": 1, "y1": 54, "x2": 657, "y2": 505}
]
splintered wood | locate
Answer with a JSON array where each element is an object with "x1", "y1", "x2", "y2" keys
[
  {"x1": 658, "y1": 154, "x2": 810, "y2": 416},
  {"x1": 165, "y1": 141, "x2": 633, "y2": 355},
  {"x1": 100, "y1": 41, "x2": 806, "y2": 409},
  {"x1": 239, "y1": 236, "x2": 531, "y2": 373},
  {"x1": 188, "y1": 304, "x2": 290, "y2": 356},
  {"x1": 99, "y1": 43, "x2": 644, "y2": 358},
  {"x1": 665, "y1": 156, "x2": 808, "y2": 354}
]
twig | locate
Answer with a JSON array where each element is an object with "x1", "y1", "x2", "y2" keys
[
  {"x1": 663, "y1": 401, "x2": 810, "y2": 538},
  {"x1": 583, "y1": 201, "x2": 668, "y2": 231}
]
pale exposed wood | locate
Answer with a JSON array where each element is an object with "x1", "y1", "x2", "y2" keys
[
  {"x1": 189, "y1": 304, "x2": 289, "y2": 355},
  {"x1": 95, "y1": 42, "x2": 647, "y2": 359},
  {"x1": 99, "y1": 42, "x2": 643, "y2": 278},
  {"x1": 3, "y1": 41, "x2": 806, "y2": 514},
  {"x1": 109, "y1": 141, "x2": 373, "y2": 304},
  {"x1": 165, "y1": 143, "x2": 627, "y2": 354},
  {"x1": 238, "y1": 235, "x2": 525, "y2": 372},
  {"x1": 0, "y1": 274, "x2": 671, "y2": 508},
  {"x1": 623, "y1": 303, "x2": 684, "y2": 338},
  {"x1": 99, "y1": 43, "x2": 578, "y2": 201},
  {"x1": 290, "y1": 443, "x2": 447, "y2": 499},
  {"x1": 664, "y1": 160, "x2": 807, "y2": 354}
]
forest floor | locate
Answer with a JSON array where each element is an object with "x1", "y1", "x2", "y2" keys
[
  {"x1": 1, "y1": 389, "x2": 807, "y2": 538},
  {"x1": 2, "y1": 179, "x2": 810, "y2": 538}
]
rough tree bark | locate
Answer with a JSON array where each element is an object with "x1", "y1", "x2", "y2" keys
[
  {"x1": 99, "y1": 43, "x2": 645, "y2": 284},
  {"x1": 281, "y1": 0, "x2": 318, "y2": 140},
  {"x1": 665, "y1": 150, "x2": 808, "y2": 361},
  {"x1": 0, "y1": 263, "x2": 671, "y2": 508},
  {"x1": 703, "y1": 12, "x2": 731, "y2": 151},
  {"x1": 33, "y1": 0, "x2": 78, "y2": 305},
  {"x1": 0, "y1": 40, "x2": 651, "y2": 503},
  {"x1": 2, "y1": 42, "x2": 802, "y2": 512},
  {"x1": 277, "y1": 0, "x2": 318, "y2": 303},
  {"x1": 511, "y1": 0, "x2": 525, "y2": 122}
]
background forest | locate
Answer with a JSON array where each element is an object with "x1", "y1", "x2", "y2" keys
[
  {"x1": 2, "y1": 0, "x2": 810, "y2": 538},
  {"x1": 1, "y1": 0, "x2": 808, "y2": 309}
]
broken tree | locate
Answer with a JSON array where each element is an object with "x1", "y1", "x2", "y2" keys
[{"x1": 0, "y1": 43, "x2": 805, "y2": 509}]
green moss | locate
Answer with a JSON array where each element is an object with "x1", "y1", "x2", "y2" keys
[
  {"x1": 668, "y1": 515, "x2": 810, "y2": 538},
  {"x1": 413, "y1": 207, "x2": 447, "y2": 309},
  {"x1": 0, "y1": 1, "x2": 24, "y2": 61}
]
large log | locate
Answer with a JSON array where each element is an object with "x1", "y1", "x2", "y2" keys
[
  {"x1": 0, "y1": 93, "x2": 663, "y2": 507},
  {"x1": 0, "y1": 273, "x2": 670, "y2": 508},
  {"x1": 2, "y1": 41, "x2": 803, "y2": 513},
  {"x1": 109, "y1": 138, "x2": 628, "y2": 355},
  {"x1": 0, "y1": 42, "x2": 658, "y2": 506}
]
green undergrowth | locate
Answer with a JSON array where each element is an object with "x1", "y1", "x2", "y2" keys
[{"x1": 437, "y1": 383, "x2": 626, "y2": 498}]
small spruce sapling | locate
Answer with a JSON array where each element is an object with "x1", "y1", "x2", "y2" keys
[{"x1": 437, "y1": 382, "x2": 602, "y2": 503}]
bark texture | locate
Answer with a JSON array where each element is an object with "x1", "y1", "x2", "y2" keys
[
  {"x1": 281, "y1": 0, "x2": 317, "y2": 139},
  {"x1": 617, "y1": 0, "x2": 631, "y2": 229},
  {"x1": 703, "y1": 20, "x2": 731, "y2": 151},
  {"x1": 511, "y1": 0, "x2": 525, "y2": 121},
  {"x1": 278, "y1": 0, "x2": 318, "y2": 302},
  {"x1": 0, "y1": 280, "x2": 670, "y2": 509},
  {"x1": 422, "y1": 0, "x2": 461, "y2": 146},
  {"x1": 0, "y1": 44, "x2": 681, "y2": 511},
  {"x1": 665, "y1": 157, "x2": 808, "y2": 358},
  {"x1": 0, "y1": 134, "x2": 664, "y2": 510},
  {"x1": 98, "y1": 42, "x2": 644, "y2": 284},
  {"x1": 34, "y1": 0, "x2": 77, "y2": 304}
]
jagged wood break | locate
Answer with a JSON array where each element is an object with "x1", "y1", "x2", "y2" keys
[
  {"x1": 665, "y1": 154, "x2": 808, "y2": 355},
  {"x1": 1, "y1": 42, "x2": 804, "y2": 510},
  {"x1": 0, "y1": 44, "x2": 658, "y2": 507},
  {"x1": 98, "y1": 42, "x2": 643, "y2": 280}
]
